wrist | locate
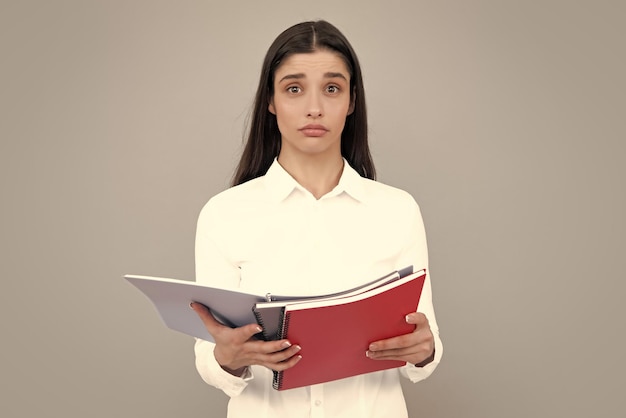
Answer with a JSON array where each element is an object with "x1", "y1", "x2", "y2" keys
[
  {"x1": 220, "y1": 364, "x2": 248, "y2": 377},
  {"x1": 414, "y1": 348, "x2": 435, "y2": 367},
  {"x1": 214, "y1": 347, "x2": 247, "y2": 376}
]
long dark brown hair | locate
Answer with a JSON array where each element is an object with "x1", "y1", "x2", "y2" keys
[{"x1": 232, "y1": 20, "x2": 375, "y2": 186}]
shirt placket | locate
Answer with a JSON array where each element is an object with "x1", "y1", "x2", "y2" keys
[
  {"x1": 307, "y1": 199, "x2": 326, "y2": 418},
  {"x1": 310, "y1": 384, "x2": 325, "y2": 418},
  {"x1": 305, "y1": 198, "x2": 324, "y2": 279}
]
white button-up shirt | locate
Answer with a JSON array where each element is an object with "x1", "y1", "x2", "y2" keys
[{"x1": 194, "y1": 159, "x2": 442, "y2": 418}]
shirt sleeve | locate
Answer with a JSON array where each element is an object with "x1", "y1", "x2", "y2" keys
[
  {"x1": 193, "y1": 198, "x2": 254, "y2": 396},
  {"x1": 195, "y1": 197, "x2": 241, "y2": 288},
  {"x1": 194, "y1": 338, "x2": 253, "y2": 397},
  {"x1": 395, "y1": 198, "x2": 443, "y2": 383}
]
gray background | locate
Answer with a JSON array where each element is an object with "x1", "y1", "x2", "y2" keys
[{"x1": 1, "y1": 1, "x2": 624, "y2": 417}]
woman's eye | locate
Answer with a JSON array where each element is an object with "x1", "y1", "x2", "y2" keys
[
  {"x1": 287, "y1": 86, "x2": 301, "y2": 94},
  {"x1": 326, "y1": 85, "x2": 339, "y2": 94}
]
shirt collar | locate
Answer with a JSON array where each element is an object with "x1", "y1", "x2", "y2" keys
[{"x1": 263, "y1": 158, "x2": 367, "y2": 203}]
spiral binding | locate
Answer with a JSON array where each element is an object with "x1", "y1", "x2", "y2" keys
[
  {"x1": 272, "y1": 311, "x2": 291, "y2": 390},
  {"x1": 252, "y1": 308, "x2": 268, "y2": 340}
]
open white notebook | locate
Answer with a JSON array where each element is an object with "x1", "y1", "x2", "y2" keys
[{"x1": 125, "y1": 266, "x2": 414, "y2": 343}]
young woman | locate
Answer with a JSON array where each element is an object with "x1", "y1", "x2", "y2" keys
[{"x1": 190, "y1": 20, "x2": 442, "y2": 417}]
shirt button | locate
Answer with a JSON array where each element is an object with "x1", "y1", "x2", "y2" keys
[{"x1": 315, "y1": 400, "x2": 322, "y2": 406}]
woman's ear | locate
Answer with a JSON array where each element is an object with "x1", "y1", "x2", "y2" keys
[
  {"x1": 347, "y1": 91, "x2": 356, "y2": 115},
  {"x1": 268, "y1": 99, "x2": 276, "y2": 115}
]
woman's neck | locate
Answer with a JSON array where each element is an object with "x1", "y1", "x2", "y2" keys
[{"x1": 277, "y1": 152, "x2": 344, "y2": 200}]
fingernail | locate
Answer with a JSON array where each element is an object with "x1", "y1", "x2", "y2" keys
[
  {"x1": 189, "y1": 302, "x2": 195, "y2": 309},
  {"x1": 405, "y1": 314, "x2": 411, "y2": 322},
  {"x1": 281, "y1": 341, "x2": 292, "y2": 348},
  {"x1": 365, "y1": 350, "x2": 372, "y2": 358},
  {"x1": 255, "y1": 326, "x2": 263, "y2": 333},
  {"x1": 369, "y1": 343, "x2": 377, "y2": 351}
]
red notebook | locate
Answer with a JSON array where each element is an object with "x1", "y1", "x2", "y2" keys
[{"x1": 272, "y1": 270, "x2": 427, "y2": 391}]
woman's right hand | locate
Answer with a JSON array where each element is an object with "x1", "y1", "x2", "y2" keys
[{"x1": 190, "y1": 302, "x2": 302, "y2": 376}]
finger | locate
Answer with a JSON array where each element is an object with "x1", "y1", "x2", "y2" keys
[
  {"x1": 368, "y1": 316, "x2": 415, "y2": 350},
  {"x1": 369, "y1": 313, "x2": 430, "y2": 350},
  {"x1": 248, "y1": 339, "x2": 296, "y2": 355},
  {"x1": 234, "y1": 342, "x2": 301, "y2": 371},
  {"x1": 268, "y1": 353, "x2": 303, "y2": 371},
  {"x1": 367, "y1": 342, "x2": 434, "y2": 364},
  {"x1": 262, "y1": 344, "x2": 302, "y2": 364},
  {"x1": 237, "y1": 323, "x2": 265, "y2": 341},
  {"x1": 405, "y1": 312, "x2": 429, "y2": 327},
  {"x1": 367, "y1": 331, "x2": 434, "y2": 363},
  {"x1": 190, "y1": 302, "x2": 262, "y2": 341},
  {"x1": 369, "y1": 323, "x2": 432, "y2": 352},
  {"x1": 262, "y1": 346, "x2": 303, "y2": 371},
  {"x1": 366, "y1": 344, "x2": 419, "y2": 360},
  {"x1": 189, "y1": 302, "x2": 225, "y2": 335},
  {"x1": 369, "y1": 332, "x2": 418, "y2": 352}
]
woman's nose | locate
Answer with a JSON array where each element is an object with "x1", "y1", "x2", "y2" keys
[{"x1": 306, "y1": 92, "x2": 323, "y2": 118}]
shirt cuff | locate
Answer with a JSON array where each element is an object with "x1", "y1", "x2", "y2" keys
[
  {"x1": 400, "y1": 330, "x2": 443, "y2": 383},
  {"x1": 195, "y1": 339, "x2": 253, "y2": 397},
  {"x1": 208, "y1": 347, "x2": 253, "y2": 396}
]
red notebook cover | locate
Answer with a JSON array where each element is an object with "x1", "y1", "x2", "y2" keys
[{"x1": 273, "y1": 270, "x2": 426, "y2": 391}]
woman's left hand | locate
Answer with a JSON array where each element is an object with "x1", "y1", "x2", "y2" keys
[{"x1": 366, "y1": 312, "x2": 435, "y2": 367}]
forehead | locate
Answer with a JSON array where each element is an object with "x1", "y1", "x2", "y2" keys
[{"x1": 274, "y1": 50, "x2": 350, "y2": 80}]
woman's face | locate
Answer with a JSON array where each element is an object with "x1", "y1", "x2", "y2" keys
[{"x1": 269, "y1": 49, "x2": 353, "y2": 160}]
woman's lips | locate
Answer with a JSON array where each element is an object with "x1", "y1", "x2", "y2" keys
[{"x1": 300, "y1": 124, "x2": 328, "y2": 137}]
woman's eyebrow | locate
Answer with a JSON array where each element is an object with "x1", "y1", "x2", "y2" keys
[
  {"x1": 324, "y1": 72, "x2": 348, "y2": 80},
  {"x1": 278, "y1": 72, "x2": 348, "y2": 83},
  {"x1": 278, "y1": 73, "x2": 305, "y2": 83}
]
